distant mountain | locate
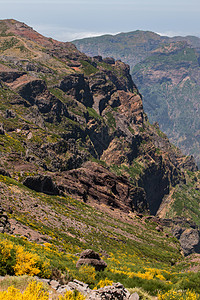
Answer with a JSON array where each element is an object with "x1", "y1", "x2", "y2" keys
[{"x1": 73, "y1": 31, "x2": 200, "y2": 166}]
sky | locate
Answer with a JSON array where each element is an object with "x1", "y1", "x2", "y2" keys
[{"x1": 0, "y1": 0, "x2": 200, "y2": 41}]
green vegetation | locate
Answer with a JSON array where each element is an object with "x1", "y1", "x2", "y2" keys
[
  {"x1": 105, "y1": 111, "x2": 116, "y2": 130},
  {"x1": 165, "y1": 171, "x2": 200, "y2": 226},
  {"x1": 0, "y1": 37, "x2": 19, "y2": 51},
  {"x1": 0, "y1": 172, "x2": 200, "y2": 296},
  {"x1": 87, "y1": 107, "x2": 103, "y2": 120},
  {"x1": 80, "y1": 60, "x2": 98, "y2": 75},
  {"x1": 132, "y1": 45, "x2": 200, "y2": 166}
]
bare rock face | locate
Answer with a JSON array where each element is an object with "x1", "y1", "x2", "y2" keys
[
  {"x1": 179, "y1": 228, "x2": 200, "y2": 256},
  {"x1": 23, "y1": 175, "x2": 60, "y2": 195},
  {"x1": 18, "y1": 79, "x2": 69, "y2": 123},
  {"x1": 76, "y1": 249, "x2": 107, "y2": 271}
]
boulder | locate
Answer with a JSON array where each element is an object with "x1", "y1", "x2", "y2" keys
[
  {"x1": 49, "y1": 280, "x2": 60, "y2": 290},
  {"x1": 129, "y1": 293, "x2": 140, "y2": 300},
  {"x1": 162, "y1": 218, "x2": 200, "y2": 256},
  {"x1": 76, "y1": 249, "x2": 107, "y2": 271}
]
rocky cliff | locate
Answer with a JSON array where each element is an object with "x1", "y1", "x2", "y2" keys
[
  {"x1": 73, "y1": 31, "x2": 200, "y2": 167},
  {"x1": 0, "y1": 20, "x2": 197, "y2": 218}
]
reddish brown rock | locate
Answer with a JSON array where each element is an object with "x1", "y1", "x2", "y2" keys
[{"x1": 55, "y1": 161, "x2": 148, "y2": 213}]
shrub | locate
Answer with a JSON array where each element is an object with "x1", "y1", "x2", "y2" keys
[
  {"x1": 158, "y1": 289, "x2": 200, "y2": 300},
  {"x1": 0, "y1": 281, "x2": 49, "y2": 300},
  {"x1": 0, "y1": 239, "x2": 15, "y2": 275},
  {"x1": 14, "y1": 246, "x2": 41, "y2": 276},
  {"x1": 0, "y1": 239, "x2": 51, "y2": 278},
  {"x1": 94, "y1": 278, "x2": 113, "y2": 289},
  {"x1": 59, "y1": 290, "x2": 86, "y2": 300}
]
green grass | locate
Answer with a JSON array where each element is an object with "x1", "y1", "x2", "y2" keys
[
  {"x1": 87, "y1": 107, "x2": 103, "y2": 120},
  {"x1": 163, "y1": 172, "x2": 200, "y2": 226},
  {"x1": 0, "y1": 37, "x2": 19, "y2": 51},
  {"x1": 80, "y1": 60, "x2": 98, "y2": 75},
  {"x1": 105, "y1": 111, "x2": 116, "y2": 130}
]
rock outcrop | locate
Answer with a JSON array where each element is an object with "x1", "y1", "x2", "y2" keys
[
  {"x1": 161, "y1": 217, "x2": 200, "y2": 256},
  {"x1": 179, "y1": 228, "x2": 200, "y2": 256},
  {"x1": 55, "y1": 161, "x2": 148, "y2": 213},
  {"x1": 0, "y1": 168, "x2": 11, "y2": 178},
  {"x1": 37, "y1": 278, "x2": 139, "y2": 300}
]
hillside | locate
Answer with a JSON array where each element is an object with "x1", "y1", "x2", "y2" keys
[
  {"x1": 73, "y1": 31, "x2": 200, "y2": 167},
  {"x1": 0, "y1": 19, "x2": 200, "y2": 298},
  {"x1": 132, "y1": 41, "x2": 200, "y2": 166}
]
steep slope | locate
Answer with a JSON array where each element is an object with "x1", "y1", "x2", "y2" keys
[
  {"x1": 0, "y1": 19, "x2": 195, "y2": 216},
  {"x1": 73, "y1": 31, "x2": 200, "y2": 167},
  {"x1": 132, "y1": 42, "x2": 200, "y2": 166},
  {"x1": 0, "y1": 19, "x2": 200, "y2": 297}
]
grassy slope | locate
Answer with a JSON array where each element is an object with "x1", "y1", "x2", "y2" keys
[{"x1": 1, "y1": 173, "x2": 200, "y2": 296}]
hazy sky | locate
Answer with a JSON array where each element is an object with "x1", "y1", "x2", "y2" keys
[{"x1": 0, "y1": 0, "x2": 200, "y2": 41}]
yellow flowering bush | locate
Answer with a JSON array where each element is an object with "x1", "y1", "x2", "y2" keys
[
  {"x1": 14, "y1": 245, "x2": 41, "y2": 276},
  {"x1": 59, "y1": 290, "x2": 86, "y2": 300},
  {"x1": 94, "y1": 278, "x2": 113, "y2": 289},
  {"x1": 0, "y1": 281, "x2": 49, "y2": 300},
  {"x1": 0, "y1": 239, "x2": 15, "y2": 275},
  {"x1": 110, "y1": 267, "x2": 167, "y2": 282},
  {"x1": 0, "y1": 240, "x2": 14, "y2": 262},
  {"x1": 0, "y1": 238, "x2": 51, "y2": 277},
  {"x1": 158, "y1": 289, "x2": 200, "y2": 300}
]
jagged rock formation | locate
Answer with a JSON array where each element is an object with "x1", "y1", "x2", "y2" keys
[
  {"x1": 73, "y1": 31, "x2": 200, "y2": 167},
  {"x1": 88, "y1": 282, "x2": 135, "y2": 300},
  {"x1": 55, "y1": 161, "x2": 148, "y2": 213}
]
